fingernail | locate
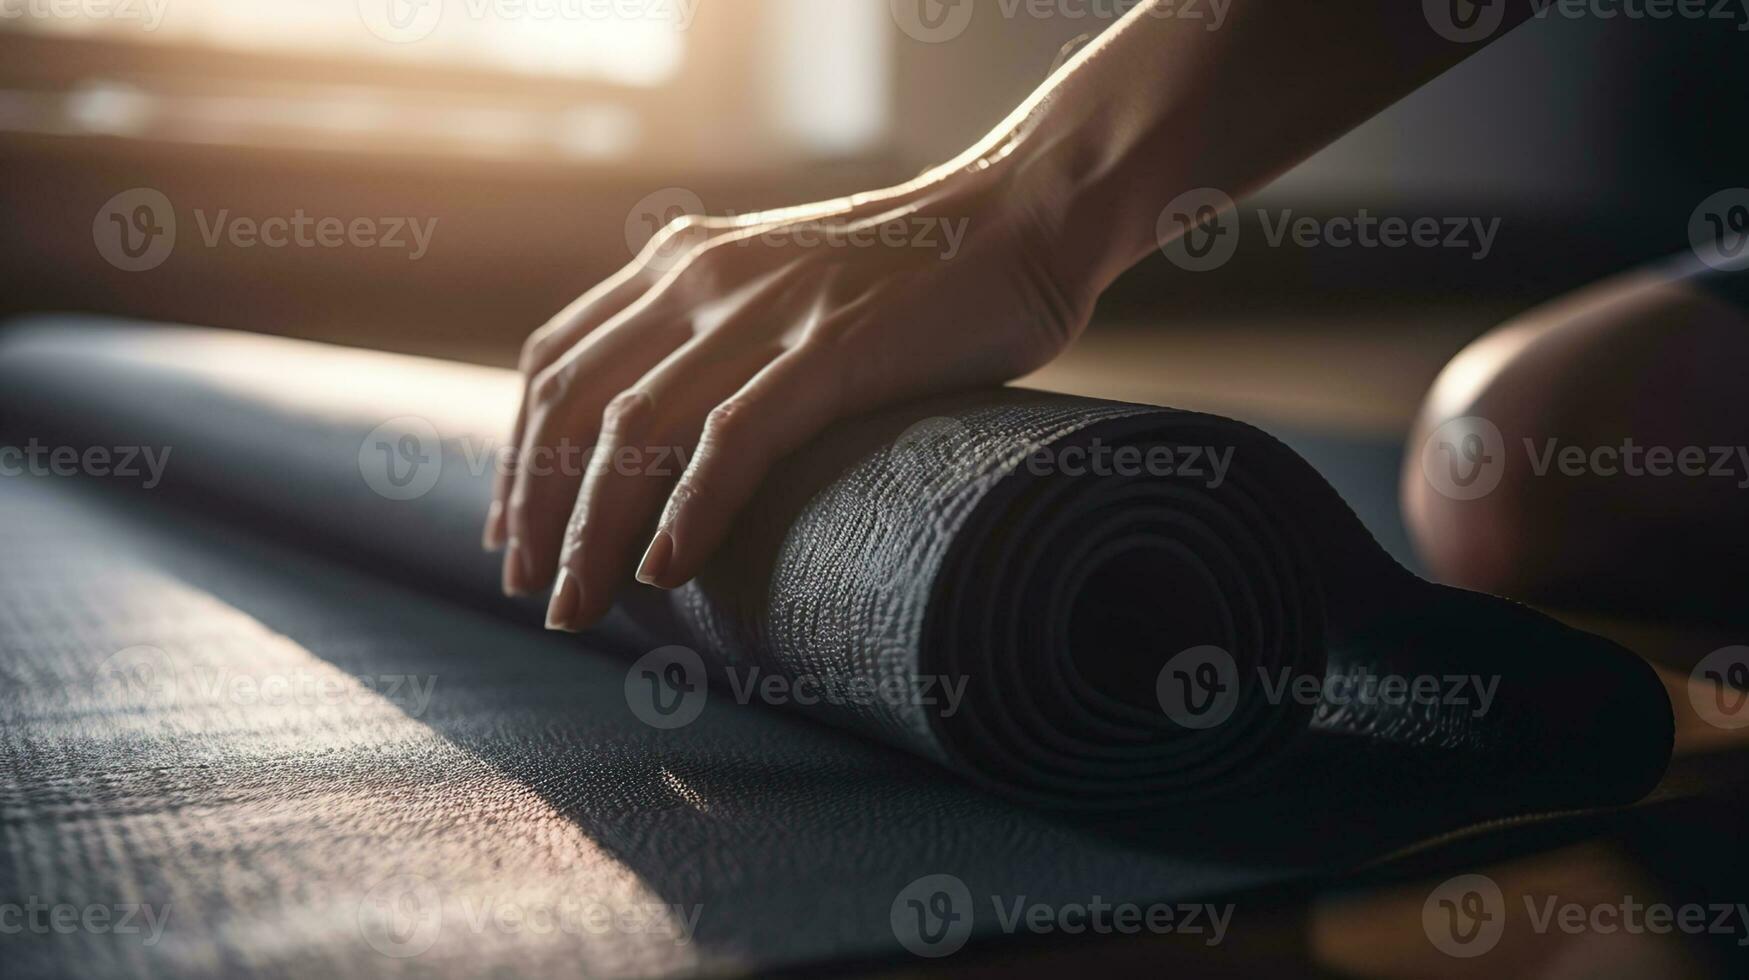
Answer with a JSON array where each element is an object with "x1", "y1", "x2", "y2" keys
[
  {"x1": 636, "y1": 529, "x2": 674, "y2": 588},
  {"x1": 482, "y1": 500, "x2": 505, "y2": 551},
  {"x1": 502, "y1": 538, "x2": 529, "y2": 596},
  {"x1": 546, "y1": 567, "x2": 582, "y2": 632}
]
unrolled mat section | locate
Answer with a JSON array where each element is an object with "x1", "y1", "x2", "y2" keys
[{"x1": 0, "y1": 317, "x2": 1673, "y2": 817}]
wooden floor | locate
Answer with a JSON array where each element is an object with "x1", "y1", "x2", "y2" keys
[{"x1": 1024, "y1": 313, "x2": 1503, "y2": 439}]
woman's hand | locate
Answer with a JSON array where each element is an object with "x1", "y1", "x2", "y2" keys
[
  {"x1": 480, "y1": 0, "x2": 1525, "y2": 632},
  {"x1": 484, "y1": 163, "x2": 1094, "y2": 631}
]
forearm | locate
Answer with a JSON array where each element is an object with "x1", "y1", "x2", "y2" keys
[{"x1": 935, "y1": 0, "x2": 1536, "y2": 295}]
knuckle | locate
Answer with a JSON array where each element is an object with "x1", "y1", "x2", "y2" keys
[
  {"x1": 680, "y1": 237, "x2": 757, "y2": 290},
  {"x1": 662, "y1": 213, "x2": 704, "y2": 238},
  {"x1": 517, "y1": 334, "x2": 548, "y2": 374},
  {"x1": 644, "y1": 215, "x2": 705, "y2": 260},
  {"x1": 664, "y1": 473, "x2": 710, "y2": 522},
  {"x1": 529, "y1": 364, "x2": 570, "y2": 407},
  {"x1": 700, "y1": 399, "x2": 754, "y2": 450},
  {"x1": 802, "y1": 313, "x2": 862, "y2": 348},
  {"x1": 600, "y1": 389, "x2": 655, "y2": 438}
]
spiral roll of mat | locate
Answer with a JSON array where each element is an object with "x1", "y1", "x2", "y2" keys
[{"x1": 0, "y1": 319, "x2": 1673, "y2": 815}]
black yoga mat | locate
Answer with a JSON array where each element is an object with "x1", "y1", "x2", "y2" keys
[{"x1": 0, "y1": 317, "x2": 1673, "y2": 820}]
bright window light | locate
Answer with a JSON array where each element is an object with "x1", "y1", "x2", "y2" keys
[{"x1": 0, "y1": 0, "x2": 688, "y2": 87}]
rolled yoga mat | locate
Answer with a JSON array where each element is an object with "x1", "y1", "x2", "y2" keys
[{"x1": 0, "y1": 317, "x2": 1673, "y2": 817}]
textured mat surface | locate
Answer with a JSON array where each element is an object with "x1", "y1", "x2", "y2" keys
[
  {"x1": 0, "y1": 474, "x2": 1287, "y2": 978},
  {"x1": 0, "y1": 317, "x2": 1677, "y2": 977}
]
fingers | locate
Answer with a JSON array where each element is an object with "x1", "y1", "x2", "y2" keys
[
  {"x1": 501, "y1": 297, "x2": 690, "y2": 597},
  {"x1": 544, "y1": 336, "x2": 791, "y2": 631},
  {"x1": 636, "y1": 347, "x2": 846, "y2": 591},
  {"x1": 483, "y1": 267, "x2": 659, "y2": 551},
  {"x1": 485, "y1": 216, "x2": 725, "y2": 551}
]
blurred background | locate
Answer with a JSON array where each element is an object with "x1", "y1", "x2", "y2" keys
[
  {"x1": 0, "y1": 0, "x2": 1744, "y2": 423},
  {"x1": 3, "y1": 8, "x2": 1748, "y2": 976}
]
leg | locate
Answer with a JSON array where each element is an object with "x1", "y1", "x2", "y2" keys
[{"x1": 1402, "y1": 254, "x2": 1749, "y2": 622}]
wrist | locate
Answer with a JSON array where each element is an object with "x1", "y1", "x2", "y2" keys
[{"x1": 996, "y1": 101, "x2": 1174, "y2": 306}]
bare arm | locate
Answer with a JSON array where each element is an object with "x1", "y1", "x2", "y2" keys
[{"x1": 486, "y1": 0, "x2": 1534, "y2": 631}]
